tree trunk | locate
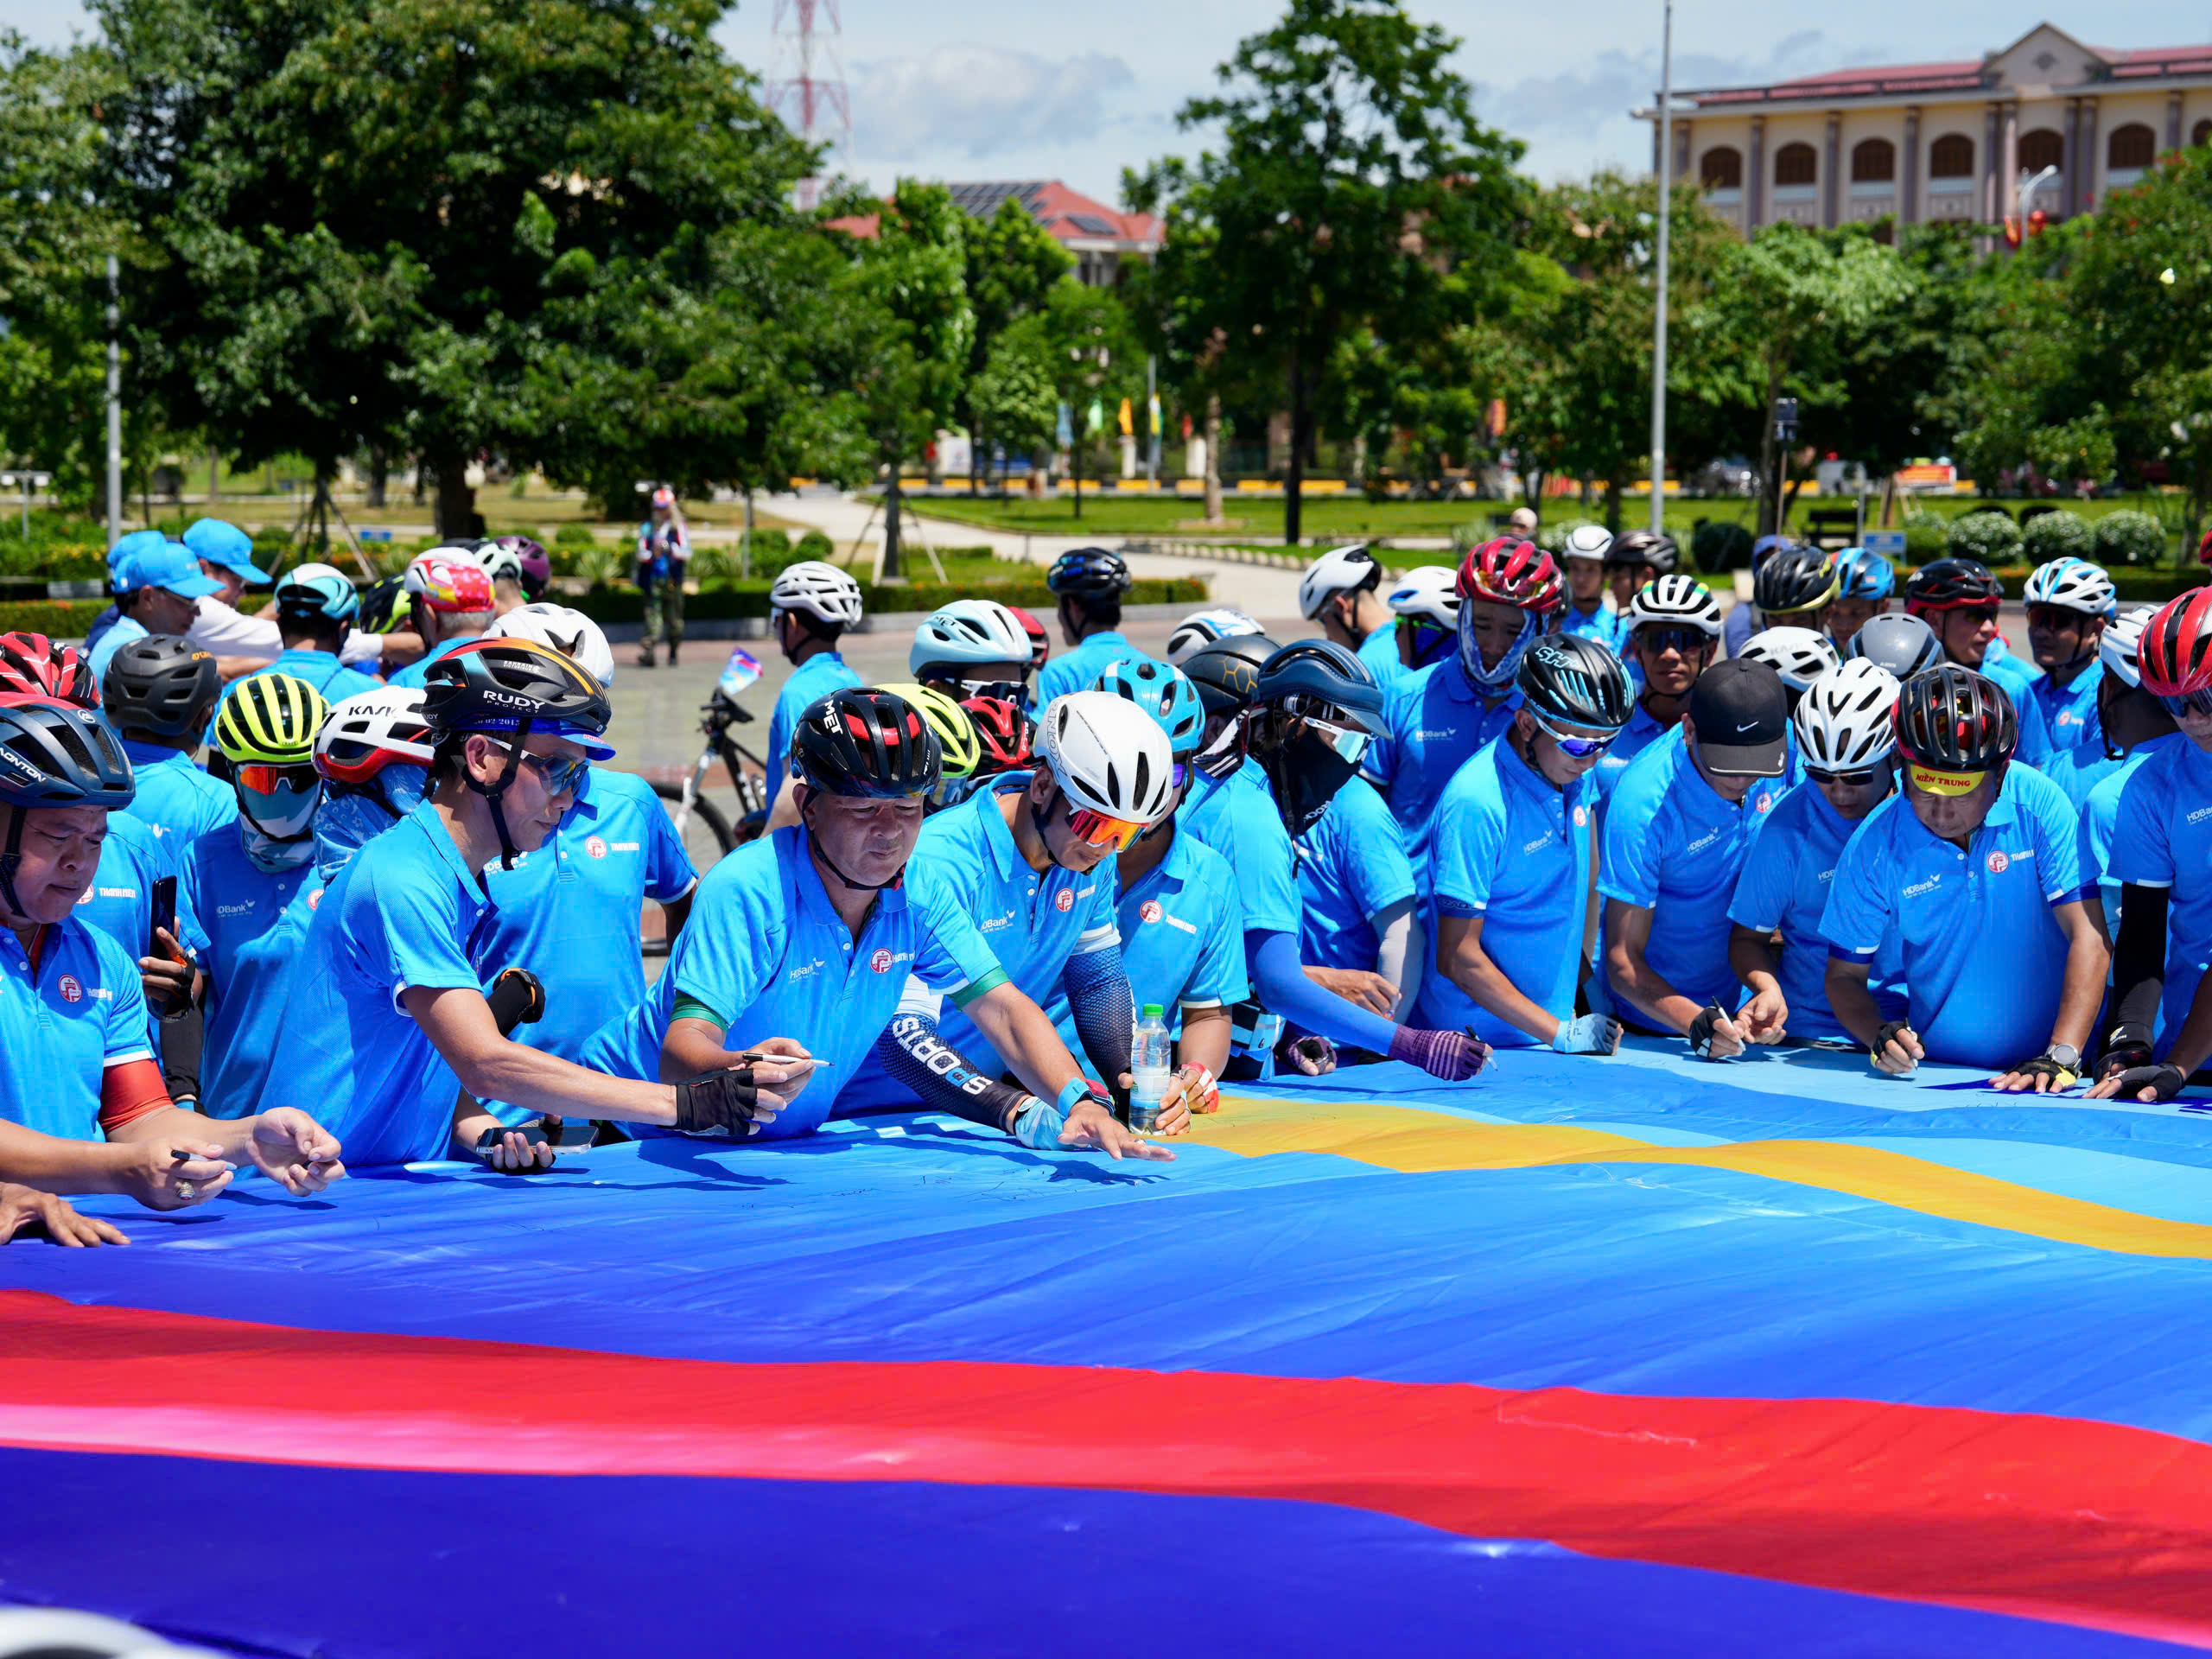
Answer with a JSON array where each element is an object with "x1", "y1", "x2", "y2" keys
[
  {"x1": 1605, "y1": 467, "x2": 1627, "y2": 534},
  {"x1": 1284, "y1": 348, "x2": 1307, "y2": 548},
  {"x1": 883, "y1": 471, "x2": 903, "y2": 580},
  {"x1": 365, "y1": 445, "x2": 388, "y2": 510},
  {"x1": 1204, "y1": 395, "x2": 1223, "y2": 524},
  {"x1": 1070, "y1": 423, "x2": 1083, "y2": 521},
  {"x1": 1757, "y1": 361, "x2": 1783, "y2": 538},
  {"x1": 432, "y1": 455, "x2": 478, "y2": 542},
  {"x1": 207, "y1": 448, "x2": 219, "y2": 505}
]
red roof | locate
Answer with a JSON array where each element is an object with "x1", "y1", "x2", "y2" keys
[
  {"x1": 1686, "y1": 40, "x2": 2212, "y2": 105},
  {"x1": 826, "y1": 181, "x2": 1159, "y2": 249}
]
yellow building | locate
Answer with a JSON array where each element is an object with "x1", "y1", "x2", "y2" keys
[{"x1": 1654, "y1": 23, "x2": 2212, "y2": 235}]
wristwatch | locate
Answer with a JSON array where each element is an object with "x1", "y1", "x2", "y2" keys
[{"x1": 2044, "y1": 1044, "x2": 2082, "y2": 1072}]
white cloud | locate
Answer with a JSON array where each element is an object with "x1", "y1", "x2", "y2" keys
[{"x1": 847, "y1": 45, "x2": 1139, "y2": 163}]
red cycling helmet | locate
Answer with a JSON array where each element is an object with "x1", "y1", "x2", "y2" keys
[
  {"x1": 1008, "y1": 606, "x2": 1049, "y2": 672},
  {"x1": 961, "y1": 694, "x2": 1034, "y2": 773},
  {"x1": 1904, "y1": 557, "x2": 2004, "y2": 615},
  {"x1": 0, "y1": 632, "x2": 97, "y2": 709},
  {"x1": 2139, "y1": 588, "x2": 2212, "y2": 697},
  {"x1": 1457, "y1": 537, "x2": 1565, "y2": 614},
  {"x1": 2196, "y1": 528, "x2": 2212, "y2": 569}
]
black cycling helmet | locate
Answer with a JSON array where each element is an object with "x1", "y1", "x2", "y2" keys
[
  {"x1": 423, "y1": 637, "x2": 614, "y2": 869},
  {"x1": 1045, "y1": 547, "x2": 1132, "y2": 599},
  {"x1": 1894, "y1": 664, "x2": 2018, "y2": 772},
  {"x1": 1249, "y1": 640, "x2": 1382, "y2": 835},
  {"x1": 1904, "y1": 557, "x2": 2004, "y2": 615},
  {"x1": 1846, "y1": 612, "x2": 1944, "y2": 680},
  {"x1": 790, "y1": 687, "x2": 943, "y2": 801},
  {"x1": 102, "y1": 634, "x2": 219, "y2": 738},
  {"x1": 1517, "y1": 634, "x2": 1634, "y2": 730},
  {"x1": 1754, "y1": 547, "x2": 1840, "y2": 615},
  {"x1": 1180, "y1": 633, "x2": 1278, "y2": 716},
  {"x1": 0, "y1": 702, "x2": 136, "y2": 919},
  {"x1": 1606, "y1": 529, "x2": 1677, "y2": 574}
]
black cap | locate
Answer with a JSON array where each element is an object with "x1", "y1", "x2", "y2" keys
[{"x1": 1688, "y1": 658, "x2": 1789, "y2": 777}]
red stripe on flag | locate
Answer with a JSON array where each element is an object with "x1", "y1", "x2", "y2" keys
[{"x1": 3, "y1": 1290, "x2": 2209, "y2": 1648}]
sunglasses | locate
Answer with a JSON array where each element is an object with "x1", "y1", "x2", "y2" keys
[
  {"x1": 1907, "y1": 762, "x2": 1984, "y2": 798},
  {"x1": 1527, "y1": 706, "x2": 1616, "y2": 760},
  {"x1": 234, "y1": 763, "x2": 321, "y2": 795},
  {"x1": 518, "y1": 749, "x2": 591, "y2": 796},
  {"x1": 2026, "y1": 604, "x2": 2092, "y2": 630},
  {"x1": 1805, "y1": 764, "x2": 1880, "y2": 787},
  {"x1": 1061, "y1": 796, "x2": 1148, "y2": 852},
  {"x1": 1636, "y1": 626, "x2": 1711, "y2": 658},
  {"x1": 1303, "y1": 715, "x2": 1374, "y2": 766},
  {"x1": 948, "y1": 677, "x2": 1027, "y2": 703},
  {"x1": 2158, "y1": 688, "x2": 2212, "y2": 719}
]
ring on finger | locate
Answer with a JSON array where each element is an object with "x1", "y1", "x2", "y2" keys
[{"x1": 176, "y1": 1181, "x2": 194, "y2": 1199}]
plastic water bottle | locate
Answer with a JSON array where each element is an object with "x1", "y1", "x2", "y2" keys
[{"x1": 1130, "y1": 1004, "x2": 1171, "y2": 1131}]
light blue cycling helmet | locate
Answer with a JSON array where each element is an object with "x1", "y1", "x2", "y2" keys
[
  {"x1": 1092, "y1": 657, "x2": 1205, "y2": 758},
  {"x1": 1834, "y1": 546, "x2": 1895, "y2": 601},
  {"x1": 275, "y1": 561, "x2": 360, "y2": 622}
]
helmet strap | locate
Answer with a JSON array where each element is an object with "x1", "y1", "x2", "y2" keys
[
  {"x1": 0, "y1": 805, "x2": 26, "y2": 925},
  {"x1": 461, "y1": 721, "x2": 531, "y2": 871}
]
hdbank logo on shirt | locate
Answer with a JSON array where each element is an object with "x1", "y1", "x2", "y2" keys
[
  {"x1": 980, "y1": 908, "x2": 1018, "y2": 936},
  {"x1": 786, "y1": 956, "x2": 827, "y2": 982}
]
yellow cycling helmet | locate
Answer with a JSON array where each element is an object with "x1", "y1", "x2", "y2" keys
[
  {"x1": 213, "y1": 673, "x2": 329, "y2": 766},
  {"x1": 878, "y1": 681, "x2": 981, "y2": 779}
]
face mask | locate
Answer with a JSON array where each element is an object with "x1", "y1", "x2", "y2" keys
[
  {"x1": 315, "y1": 764, "x2": 428, "y2": 882},
  {"x1": 1261, "y1": 726, "x2": 1361, "y2": 837},
  {"x1": 1458, "y1": 602, "x2": 1540, "y2": 690},
  {"x1": 1193, "y1": 712, "x2": 1247, "y2": 781},
  {"x1": 239, "y1": 817, "x2": 318, "y2": 874}
]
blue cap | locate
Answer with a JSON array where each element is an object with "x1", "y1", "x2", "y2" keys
[
  {"x1": 114, "y1": 543, "x2": 222, "y2": 600},
  {"x1": 107, "y1": 529, "x2": 168, "y2": 574},
  {"x1": 183, "y1": 518, "x2": 270, "y2": 584}
]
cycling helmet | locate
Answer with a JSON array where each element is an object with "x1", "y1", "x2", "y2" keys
[
  {"x1": 273, "y1": 561, "x2": 359, "y2": 624},
  {"x1": 1387, "y1": 566, "x2": 1459, "y2": 629},
  {"x1": 1010, "y1": 606, "x2": 1049, "y2": 671},
  {"x1": 0, "y1": 632, "x2": 97, "y2": 709},
  {"x1": 315, "y1": 686, "x2": 435, "y2": 785},
  {"x1": 2101, "y1": 603, "x2": 2159, "y2": 690},
  {"x1": 1835, "y1": 546, "x2": 1896, "y2": 601},
  {"x1": 2139, "y1": 588, "x2": 2212, "y2": 698},
  {"x1": 474, "y1": 541, "x2": 526, "y2": 590},
  {"x1": 424, "y1": 638, "x2": 615, "y2": 868},
  {"x1": 1518, "y1": 635, "x2": 1632, "y2": 731},
  {"x1": 2024, "y1": 556, "x2": 2117, "y2": 618},
  {"x1": 1298, "y1": 543, "x2": 1382, "y2": 620},
  {"x1": 213, "y1": 674, "x2": 327, "y2": 766},
  {"x1": 1165, "y1": 607, "x2": 1263, "y2": 665},
  {"x1": 357, "y1": 575, "x2": 409, "y2": 635},
  {"x1": 489, "y1": 603, "x2": 616, "y2": 688},
  {"x1": 961, "y1": 695, "x2": 1033, "y2": 774},
  {"x1": 1738, "y1": 625, "x2": 1841, "y2": 696},
  {"x1": 0, "y1": 701, "x2": 135, "y2": 918},
  {"x1": 1094, "y1": 657, "x2": 1205, "y2": 758},
  {"x1": 1045, "y1": 547, "x2": 1132, "y2": 600},
  {"x1": 769, "y1": 560, "x2": 864, "y2": 629},
  {"x1": 1458, "y1": 537, "x2": 1565, "y2": 690},
  {"x1": 1562, "y1": 524, "x2": 1614, "y2": 564},
  {"x1": 878, "y1": 682, "x2": 981, "y2": 783},
  {"x1": 791, "y1": 687, "x2": 941, "y2": 800},
  {"x1": 102, "y1": 635, "x2": 219, "y2": 738},
  {"x1": 1895, "y1": 665, "x2": 2018, "y2": 772},
  {"x1": 493, "y1": 535, "x2": 552, "y2": 600},
  {"x1": 1181, "y1": 633, "x2": 1278, "y2": 716},
  {"x1": 1793, "y1": 659, "x2": 1901, "y2": 771},
  {"x1": 2198, "y1": 527, "x2": 2212, "y2": 569},
  {"x1": 1846, "y1": 612, "x2": 1944, "y2": 680},
  {"x1": 1249, "y1": 640, "x2": 1386, "y2": 835},
  {"x1": 1625, "y1": 574, "x2": 1724, "y2": 638},
  {"x1": 1252, "y1": 639, "x2": 1388, "y2": 732},
  {"x1": 404, "y1": 549, "x2": 495, "y2": 614},
  {"x1": 910, "y1": 600, "x2": 1032, "y2": 676},
  {"x1": 1904, "y1": 557, "x2": 2004, "y2": 615},
  {"x1": 1035, "y1": 689, "x2": 1176, "y2": 828},
  {"x1": 213, "y1": 674, "x2": 329, "y2": 865},
  {"x1": 1606, "y1": 529, "x2": 1678, "y2": 574},
  {"x1": 1754, "y1": 547, "x2": 1840, "y2": 615}
]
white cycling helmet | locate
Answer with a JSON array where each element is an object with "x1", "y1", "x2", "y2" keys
[
  {"x1": 1298, "y1": 543, "x2": 1383, "y2": 620},
  {"x1": 1165, "y1": 608, "x2": 1263, "y2": 665},
  {"x1": 1561, "y1": 524, "x2": 1613, "y2": 563},
  {"x1": 1738, "y1": 624, "x2": 1840, "y2": 692},
  {"x1": 769, "y1": 560, "x2": 863, "y2": 628},
  {"x1": 1386, "y1": 565, "x2": 1459, "y2": 629},
  {"x1": 2024, "y1": 556, "x2": 2117, "y2": 618},
  {"x1": 1034, "y1": 690, "x2": 1177, "y2": 828},
  {"x1": 474, "y1": 542, "x2": 525, "y2": 588},
  {"x1": 2101, "y1": 603, "x2": 2159, "y2": 689},
  {"x1": 490, "y1": 602, "x2": 617, "y2": 688},
  {"x1": 1624, "y1": 574, "x2": 1723, "y2": 639},
  {"x1": 1793, "y1": 659, "x2": 1901, "y2": 771},
  {"x1": 910, "y1": 599, "x2": 1032, "y2": 675},
  {"x1": 313, "y1": 686, "x2": 435, "y2": 785}
]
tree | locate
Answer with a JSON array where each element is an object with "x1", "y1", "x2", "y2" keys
[
  {"x1": 1128, "y1": 0, "x2": 1524, "y2": 545},
  {"x1": 968, "y1": 310, "x2": 1061, "y2": 480},
  {"x1": 957, "y1": 196, "x2": 1071, "y2": 492},
  {"x1": 1034, "y1": 281, "x2": 1143, "y2": 520}
]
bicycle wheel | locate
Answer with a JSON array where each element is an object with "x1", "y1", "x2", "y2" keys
[{"x1": 653, "y1": 779, "x2": 734, "y2": 868}]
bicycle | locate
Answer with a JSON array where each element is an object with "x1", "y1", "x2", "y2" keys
[{"x1": 651, "y1": 656, "x2": 772, "y2": 944}]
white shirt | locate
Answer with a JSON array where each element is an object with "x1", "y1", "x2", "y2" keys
[{"x1": 190, "y1": 597, "x2": 386, "y2": 665}]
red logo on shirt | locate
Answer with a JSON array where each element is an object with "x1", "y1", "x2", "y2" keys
[
  {"x1": 1756, "y1": 793, "x2": 1776, "y2": 814},
  {"x1": 57, "y1": 975, "x2": 82, "y2": 1003},
  {"x1": 74, "y1": 886, "x2": 93, "y2": 906},
  {"x1": 1140, "y1": 899, "x2": 1164, "y2": 925},
  {"x1": 308, "y1": 887, "x2": 324, "y2": 911},
  {"x1": 1986, "y1": 850, "x2": 2010, "y2": 875},
  {"x1": 586, "y1": 836, "x2": 608, "y2": 860},
  {"x1": 1572, "y1": 804, "x2": 1588, "y2": 828},
  {"x1": 1054, "y1": 889, "x2": 1074, "y2": 912},
  {"x1": 870, "y1": 948, "x2": 893, "y2": 973}
]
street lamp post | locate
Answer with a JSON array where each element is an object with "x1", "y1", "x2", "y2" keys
[
  {"x1": 0, "y1": 472, "x2": 52, "y2": 542},
  {"x1": 1649, "y1": 0, "x2": 1673, "y2": 535}
]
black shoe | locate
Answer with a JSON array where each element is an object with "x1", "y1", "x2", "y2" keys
[{"x1": 668, "y1": 643, "x2": 680, "y2": 666}]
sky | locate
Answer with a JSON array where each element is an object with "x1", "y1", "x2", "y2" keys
[{"x1": 8, "y1": 1, "x2": 2212, "y2": 205}]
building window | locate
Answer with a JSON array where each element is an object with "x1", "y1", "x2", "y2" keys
[
  {"x1": 1929, "y1": 133, "x2": 1974, "y2": 177},
  {"x1": 1700, "y1": 147, "x2": 1742, "y2": 190},
  {"x1": 1851, "y1": 138, "x2": 1895, "y2": 182},
  {"x1": 2195, "y1": 119, "x2": 2212, "y2": 149},
  {"x1": 1774, "y1": 143, "x2": 1817, "y2": 186},
  {"x1": 2019, "y1": 128, "x2": 2064, "y2": 173},
  {"x1": 2108, "y1": 124, "x2": 2155, "y2": 170}
]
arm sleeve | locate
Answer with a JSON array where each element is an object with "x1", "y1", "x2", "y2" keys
[
  {"x1": 99, "y1": 1057, "x2": 173, "y2": 1134},
  {"x1": 1249, "y1": 927, "x2": 1398, "y2": 1052},
  {"x1": 1371, "y1": 900, "x2": 1422, "y2": 1013},
  {"x1": 1062, "y1": 940, "x2": 1135, "y2": 1088},
  {"x1": 873, "y1": 1010, "x2": 1037, "y2": 1133},
  {"x1": 2111, "y1": 883, "x2": 2171, "y2": 1034}
]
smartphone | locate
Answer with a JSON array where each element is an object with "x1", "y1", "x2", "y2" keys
[{"x1": 147, "y1": 876, "x2": 182, "y2": 1018}]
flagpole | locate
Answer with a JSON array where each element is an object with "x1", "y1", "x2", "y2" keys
[{"x1": 1649, "y1": 0, "x2": 1674, "y2": 535}]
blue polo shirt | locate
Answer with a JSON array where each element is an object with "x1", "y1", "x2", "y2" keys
[
  {"x1": 73, "y1": 810, "x2": 171, "y2": 962},
  {"x1": 1418, "y1": 735, "x2": 1599, "y2": 1046},
  {"x1": 1363, "y1": 660, "x2": 1522, "y2": 874},
  {"x1": 2082, "y1": 732, "x2": 2184, "y2": 931},
  {"x1": 1180, "y1": 760, "x2": 1300, "y2": 938},
  {"x1": 1597, "y1": 728, "x2": 1788, "y2": 1016},
  {"x1": 1052, "y1": 824, "x2": 1246, "y2": 1069},
  {"x1": 581, "y1": 825, "x2": 1001, "y2": 1138},
  {"x1": 2109, "y1": 737, "x2": 2212, "y2": 1048},
  {"x1": 86, "y1": 615, "x2": 149, "y2": 687},
  {"x1": 1592, "y1": 699, "x2": 1671, "y2": 802},
  {"x1": 2031, "y1": 658, "x2": 2105, "y2": 754},
  {"x1": 765, "y1": 651, "x2": 862, "y2": 815},
  {"x1": 118, "y1": 741, "x2": 234, "y2": 849},
  {"x1": 1295, "y1": 778, "x2": 1416, "y2": 973},
  {"x1": 232, "y1": 647, "x2": 380, "y2": 706},
  {"x1": 175, "y1": 825, "x2": 317, "y2": 1118},
  {"x1": 480, "y1": 770, "x2": 695, "y2": 1076},
  {"x1": 262, "y1": 802, "x2": 499, "y2": 1166},
  {"x1": 1035, "y1": 631, "x2": 1147, "y2": 709},
  {"x1": 1726, "y1": 782, "x2": 1904, "y2": 1043},
  {"x1": 1980, "y1": 652, "x2": 2054, "y2": 769},
  {"x1": 385, "y1": 635, "x2": 472, "y2": 691},
  {"x1": 0, "y1": 916, "x2": 154, "y2": 1142},
  {"x1": 1356, "y1": 625, "x2": 1405, "y2": 688},
  {"x1": 1560, "y1": 604, "x2": 1622, "y2": 651},
  {"x1": 1821, "y1": 763, "x2": 2087, "y2": 1068}
]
